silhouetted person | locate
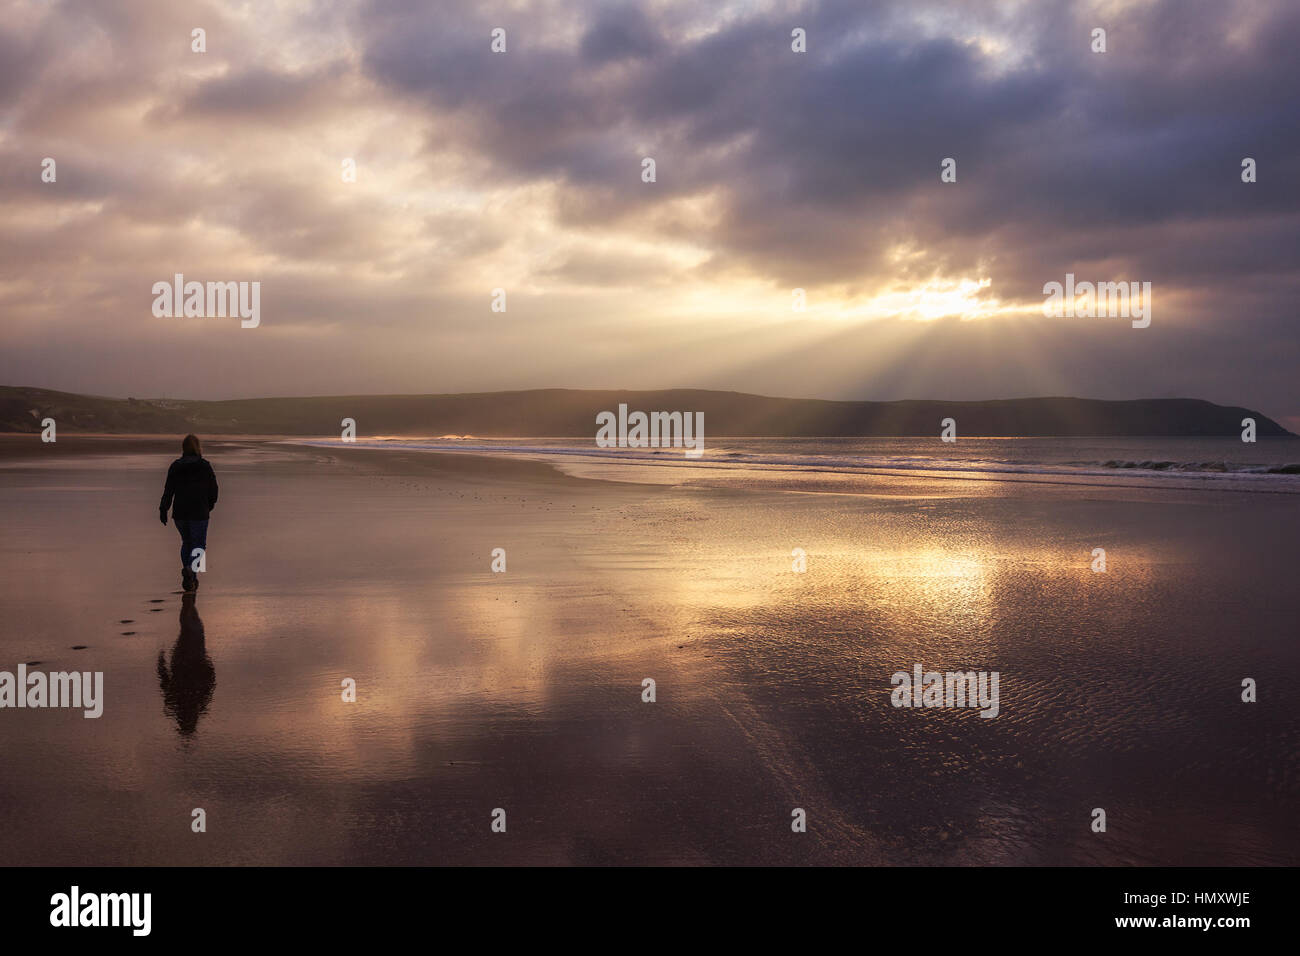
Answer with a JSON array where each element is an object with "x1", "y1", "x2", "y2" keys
[
  {"x1": 157, "y1": 593, "x2": 216, "y2": 738},
  {"x1": 159, "y1": 433, "x2": 218, "y2": 593}
]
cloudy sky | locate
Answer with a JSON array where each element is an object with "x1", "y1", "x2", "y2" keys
[{"x1": 1, "y1": 0, "x2": 1297, "y2": 426}]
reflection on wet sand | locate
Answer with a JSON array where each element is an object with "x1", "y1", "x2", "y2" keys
[
  {"x1": 2, "y1": 441, "x2": 1295, "y2": 865},
  {"x1": 157, "y1": 593, "x2": 216, "y2": 737}
]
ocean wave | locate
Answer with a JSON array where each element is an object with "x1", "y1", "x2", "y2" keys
[
  {"x1": 286, "y1": 439, "x2": 1300, "y2": 489},
  {"x1": 1099, "y1": 459, "x2": 1300, "y2": 474}
]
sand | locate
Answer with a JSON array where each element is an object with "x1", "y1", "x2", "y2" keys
[{"x1": 0, "y1": 435, "x2": 1295, "y2": 865}]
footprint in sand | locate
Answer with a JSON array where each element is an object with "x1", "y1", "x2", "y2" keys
[
  {"x1": 149, "y1": 608, "x2": 163, "y2": 613},
  {"x1": 119, "y1": 619, "x2": 134, "y2": 624},
  {"x1": 149, "y1": 599, "x2": 165, "y2": 604},
  {"x1": 71, "y1": 645, "x2": 88, "y2": 650},
  {"x1": 25, "y1": 661, "x2": 41, "y2": 666},
  {"x1": 120, "y1": 631, "x2": 136, "y2": 636}
]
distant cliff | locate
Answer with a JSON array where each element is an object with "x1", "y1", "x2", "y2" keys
[{"x1": 0, "y1": 386, "x2": 1292, "y2": 437}]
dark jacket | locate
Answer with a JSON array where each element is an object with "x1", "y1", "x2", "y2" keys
[{"x1": 160, "y1": 455, "x2": 219, "y2": 521}]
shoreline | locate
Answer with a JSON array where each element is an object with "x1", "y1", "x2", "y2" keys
[
  {"x1": 6, "y1": 432, "x2": 1300, "y2": 499},
  {"x1": 282, "y1": 437, "x2": 1300, "y2": 497}
]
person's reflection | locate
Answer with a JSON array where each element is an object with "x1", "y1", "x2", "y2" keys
[{"x1": 157, "y1": 593, "x2": 215, "y2": 737}]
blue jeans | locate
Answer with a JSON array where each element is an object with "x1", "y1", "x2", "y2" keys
[{"x1": 175, "y1": 519, "x2": 209, "y2": 572}]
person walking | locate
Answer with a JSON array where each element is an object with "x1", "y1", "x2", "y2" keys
[{"x1": 159, "y1": 434, "x2": 219, "y2": 593}]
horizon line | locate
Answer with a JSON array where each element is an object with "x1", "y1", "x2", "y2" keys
[{"x1": 0, "y1": 383, "x2": 1276, "y2": 409}]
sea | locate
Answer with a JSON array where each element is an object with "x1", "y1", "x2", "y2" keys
[{"x1": 293, "y1": 436, "x2": 1300, "y2": 493}]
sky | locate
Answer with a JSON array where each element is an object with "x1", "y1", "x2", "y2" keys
[{"x1": 1, "y1": 0, "x2": 1297, "y2": 427}]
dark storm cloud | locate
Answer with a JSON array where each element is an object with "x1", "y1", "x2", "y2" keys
[
  {"x1": 357, "y1": 0, "x2": 1300, "y2": 290},
  {"x1": 579, "y1": 5, "x2": 665, "y2": 64}
]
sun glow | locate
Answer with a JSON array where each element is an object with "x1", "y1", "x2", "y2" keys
[{"x1": 807, "y1": 275, "x2": 1027, "y2": 323}]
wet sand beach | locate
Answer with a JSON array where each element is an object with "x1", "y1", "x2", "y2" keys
[{"x1": 0, "y1": 436, "x2": 1295, "y2": 865}]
